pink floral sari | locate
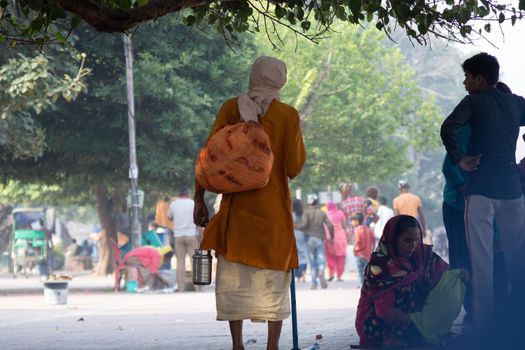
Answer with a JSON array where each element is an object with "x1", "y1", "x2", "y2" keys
[{"x1": 355, "y1": 215, "x2": 448, "y2": 347}]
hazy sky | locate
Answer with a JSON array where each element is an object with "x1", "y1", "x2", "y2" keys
[{"x1": 475, "y1": 22, "x2": 525, "y2": 96}]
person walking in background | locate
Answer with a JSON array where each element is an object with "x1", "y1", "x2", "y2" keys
[
  {"x1": 292, "y1": 198, "x2": 308, "y2": 283},
  {"x1": 373, "y1": 196, "x2": 394, "y2": 248},
  {"x1": 351, "y1": 213, "x2": 375, "y2": 287},
  {"x1": 193, "y1": 56, "x2": 306, "y2": 350},
  {"x1": 393, "y1": 180, "x2": 427, "y2": 233},
  {"x1": 168, "y1": 186, "x2": 197, "y2": 292},
  {"x1": 296, "y1": 194, "x2": 334, "y2": 290},
  {"x1": 339, "y1": 182, "x2": 367, "y2": 243},
  {"x1": 364, "y1": 186, "x2": 379, "y2": 227},
  {"x1": 441, "y1": 52, "x2": 525, "y2": 323},
  {"x1": 325, "y1": 201, "x2": 349, "y2": 282},
  {"x1": 340, "y1": 182, "x2": 368, "y2": 220},
  {"x1": 155, "y1": 196, "x2": 174, "y2": 233}
]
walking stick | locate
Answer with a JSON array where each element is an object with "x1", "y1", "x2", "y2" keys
[{"x1": 290, "y1": 269, "x2": 300, "y2": 350}]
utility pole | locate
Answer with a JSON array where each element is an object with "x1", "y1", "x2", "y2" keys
[{"x1": 123, "y1": 34, "x2": 141, "y2": 248}]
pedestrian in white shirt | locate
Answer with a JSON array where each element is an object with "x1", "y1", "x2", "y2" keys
[
  {"x1": 373, "y1": 196, "x2": 394, "y2": 248},
  {"x1": 168, "y1": 186, "x2": 197, "y2": 291}
]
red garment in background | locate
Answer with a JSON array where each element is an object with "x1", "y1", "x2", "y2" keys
[
  {"x1": 325, "y1": 206, "x2": 348, "y2": 256},
  {"x1": 124, "y1": 247, "x2": 161, "y2": 273},
  {"x1": 353, "y1": 225, "x2": 374, "y2": 261}
]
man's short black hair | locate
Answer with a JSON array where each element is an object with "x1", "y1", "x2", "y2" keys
[
  {"x1": 179, "y1": 186, "x2": 191, "y2": 196},
  {"x1": 462, "y1": 52, "x2": 499, "y2": 85},
  {"x1": 378, "y1": 196, "x2": 388, "y2": 206}
]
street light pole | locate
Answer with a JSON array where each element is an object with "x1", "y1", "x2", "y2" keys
[{"x1": 123, "y1": 34, "x2": 141, "y2": 249}]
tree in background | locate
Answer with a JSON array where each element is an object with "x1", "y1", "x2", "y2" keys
[
  {"x1": 0, "y1": 17, "x2": 255, "y2": 274},
  {"x1": 389, "y1": 36, "x2": 467, "y2": 228},
  {"x1": 0, "y1": 52, "x2": 90, "y2": 160},
  {"x1": 255, "y1": 25, "x2": 441, "y2": 189}
]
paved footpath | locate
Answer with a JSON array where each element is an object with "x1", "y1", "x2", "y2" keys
[{"x1": 0, "y1": 275, "x2": 362, "y2": 350}]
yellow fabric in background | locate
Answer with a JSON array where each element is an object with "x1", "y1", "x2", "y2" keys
[
  {"x1": 155, "y1": 199, "x2": 173, "y2": 230},
  {"x1": 410, "y1": 269, "x2": 466, "y2": 344}
]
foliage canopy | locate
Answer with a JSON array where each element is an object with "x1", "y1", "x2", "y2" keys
[
  {"x1": 256, "y1": 26, "x2": 442, "y2": 187},
  {"x1": 0, "y1": 53, "x2": 89, "y2": 160},
  {"x1": 1, "y1": 0, "x2": 524, "y2": 46},
  {"x1": 0, "y1": 16, "x2": 254, "y2": 197}
]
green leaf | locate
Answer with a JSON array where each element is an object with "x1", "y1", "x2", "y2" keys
[
  {"x1": 275, "y1": 6, "x2": 286, "y2": 19},
  {"x1": 498, "y1": 12, "x2": 505, "y2": 23},
  {"x1": 336, "y1": 6, "x2": 347, "y2": 21},
  {"x1": 185, "y1": 15, "x2": 196, "y2": 26},
  {"x1": 349, "y1": 0, "x2": 362, "y2": 16},
  {"x1": 287, "y1": 10, "x2": 296, "y2": 24},
  {"x1": 54, "y1": 31, "x2": 67, "y2": 43},
  {"x1": 418, "y1": 23, "x2": 428, "y2": 35},
  {"x1": 301, "y1": 20, "x2": 311, "y2": 31},
  {"x1": 30, "y1": 17, "x2": 45, "y2": 33},
  {"x1": 208, "y1": 13, "x2": 218, "y2": 25},
  {"x1": 296, "y1": 8, "x2": 305, "y2": 21},
  {"x1": 71, "y1": 16, "x2": 80, "y2": 28},
  {"x1": 477, "y1": 6, "x2": 489, "y2": 17}
]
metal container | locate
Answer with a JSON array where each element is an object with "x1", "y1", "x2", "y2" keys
[
  {"x1": 43, "y1": 281, "x2": 68, "y2": 305},
  {"x1": 192, "y1": 249, "x2": 212, "y2": 285}
]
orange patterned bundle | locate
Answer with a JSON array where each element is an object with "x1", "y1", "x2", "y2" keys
[{"x1": 195, "y1": 122, "x2": 274, "y2": 194}]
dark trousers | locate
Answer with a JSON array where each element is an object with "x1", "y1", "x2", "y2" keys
[{"x1": 442, "y1": 202, "x2": 473, "y2": 318}]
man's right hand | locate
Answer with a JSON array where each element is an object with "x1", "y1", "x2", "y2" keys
[
  {"x1": 458, "y1": 154, "x2": 481, "y2": 172},
  {"x1": 193, "y1": 191, "x2": 209, "y2": 227}
]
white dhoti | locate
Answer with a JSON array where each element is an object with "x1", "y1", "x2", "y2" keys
[{"x1": 215, "y1": 255, "x2": 291, "y2": 322}]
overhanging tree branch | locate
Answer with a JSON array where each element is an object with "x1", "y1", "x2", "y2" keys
[
  {"x1": 55, "y1": 0, "x2": 235, "y2": 32},
  {"x1": 1, "y1": 0, "x2": 525, "y2": 45}
]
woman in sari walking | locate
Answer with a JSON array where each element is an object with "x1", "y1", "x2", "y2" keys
[{"x1": 325, "y1": 201, "x2": 349, "y2": 282}]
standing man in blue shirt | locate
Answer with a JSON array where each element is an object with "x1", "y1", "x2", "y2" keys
[
  {"x1": 442, "y1": 125, "x2": 473, "y2": 323},
  {"x1": 441, "y1": 52, "x2": 525, "y2": 324}
]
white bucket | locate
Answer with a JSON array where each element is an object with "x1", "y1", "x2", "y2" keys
[{"x1": 43, "y1": 281, "x2": 68, "y2": 305}]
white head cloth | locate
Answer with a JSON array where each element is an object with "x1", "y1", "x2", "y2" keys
[{"x1": 237, "y1": 56, "x2": 287, "y2": 123}]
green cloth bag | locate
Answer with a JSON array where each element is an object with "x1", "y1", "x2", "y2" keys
[{"x1": 410, "y1": 269, "x2": 466, "y2": 344}]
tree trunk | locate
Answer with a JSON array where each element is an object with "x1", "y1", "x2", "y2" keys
[
  {"x1": 298, "y1": 51, "x2": 332, "y2": 122},
  {"x1": 92, "y1": 186, "x2": 119, "y2": 276},
  {"x1": 0, "y1": 204, "x2": 12, "y2": 254}
]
